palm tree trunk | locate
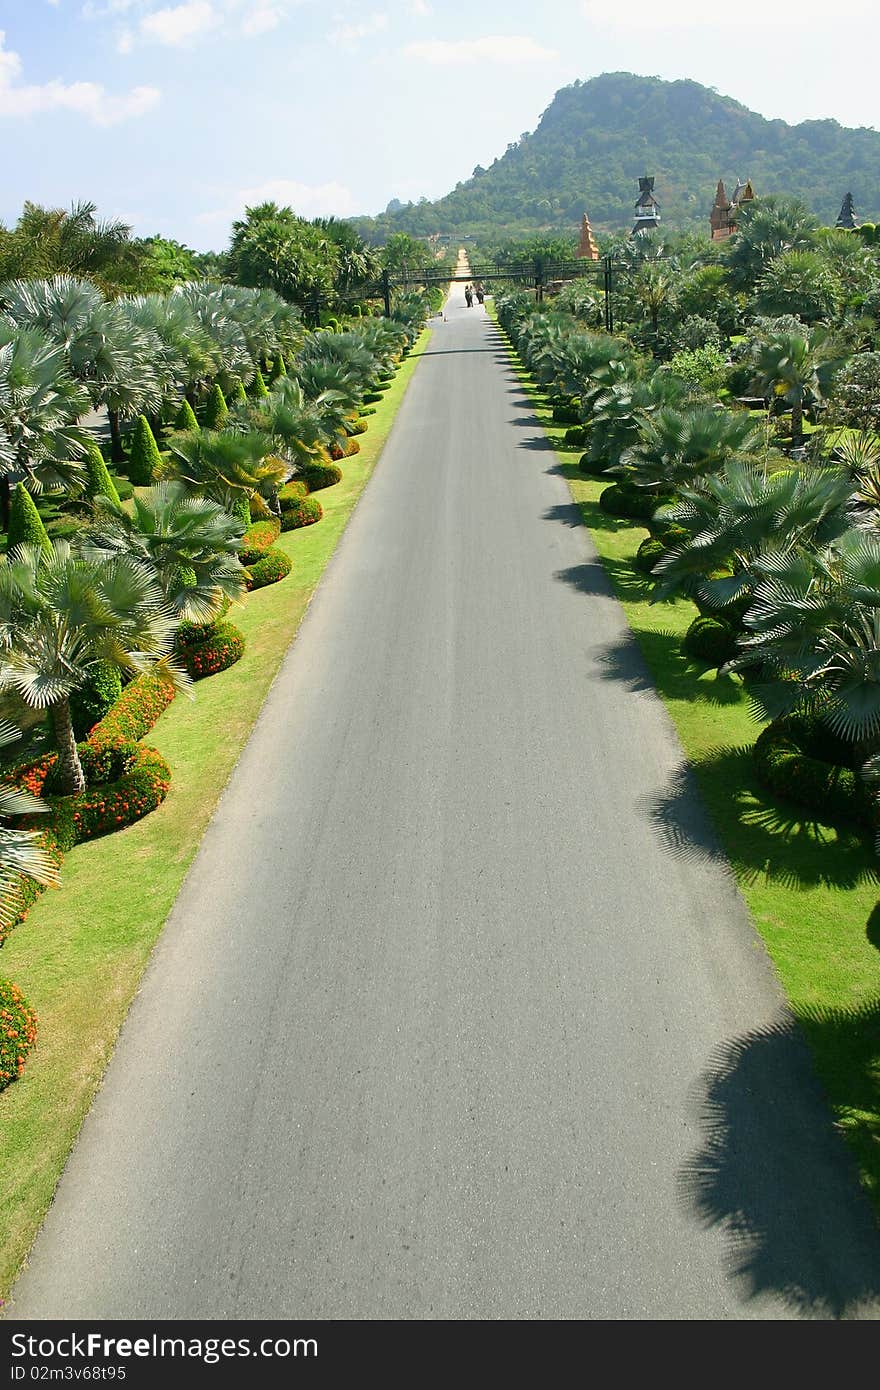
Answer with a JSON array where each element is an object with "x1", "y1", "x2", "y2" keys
[
  {"x1": 0, "y1": 476, "x2": 10, "y2": 532},
  {"x1": 50, "y1": 698, "x2": 85, "y2": 796},
  {"x1": 108, "y1": 408, "x2": 126, "y2": 464},
  {"x1": 791, "y1": 402, "x2": 804, "y2": 442}
]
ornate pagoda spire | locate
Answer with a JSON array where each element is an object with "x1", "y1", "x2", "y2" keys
[
  {"x1": 633, "y1": 175, "x2": 660, "y2": 235},
  {"x1": 836, "y1": 192, "x2": 859, "y2": 229},
  {"x1": 577, "y1": 210, "x2": 600, "y2": 260}
]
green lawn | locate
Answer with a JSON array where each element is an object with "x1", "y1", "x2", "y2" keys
[
  {"x1": 493, "y1": 315, "x2": 880, "y2": 1218},
  {"x1": 0, "y1": 329, "x2": 431, "y2": 1301}
]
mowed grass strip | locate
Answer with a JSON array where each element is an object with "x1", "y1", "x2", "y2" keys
[
  {"x1": 491, "y1": 311, "x2": 880, "y2": 1217},
  {"x1": 0, "y1": 328, "x2": 432, "y2": 1299}
]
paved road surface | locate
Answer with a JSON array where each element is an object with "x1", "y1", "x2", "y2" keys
[{"x1": 11, "y1": 287, "x2": 880, "y2": 1319}]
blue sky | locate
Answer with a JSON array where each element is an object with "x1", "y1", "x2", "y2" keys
[{"x1": 1, "y1": 0, "x2": 876, "y2": 251}]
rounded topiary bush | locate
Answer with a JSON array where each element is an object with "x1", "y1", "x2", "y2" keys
[
  {"x1": 682, "y1": 615, "x2": 739, "y2": 668},
  {"x1": 753, "y1": 717, "x2": 877, "y2": 831},
  {"x1": 328, "y1": 441, "x2": 345, "y2": 461},
  {"x1": 301, "y1": 462, "x2": 342, "y2": 493},
  {"x1": 362, "y1": 390, "x2": 382, "y2": 404},
  {"x1": 634, "y1": 537, "x2": 666, "y2": 574},
  {"x1": 563, "y1": 425, "x2": 588, "y2": 447},
  {"x1": 279, "y1": 480, "x2": 309, "y2": 510},
  {"x1": 280, "y1": 495, "x2": 322, "y2": 531},
  {"x1": 599, "y1": 483, "x2": 659, "y2": 521},
  {"x1": 70, "y1": 661, "x2": 124, "y2": 740},
  {"x1": 551, "y1": 398, "x2": 582, "y2": 426},
  {"x1": 175, "y1": 619, "x2": 245, "y2": 680},
  {"x1": 0, "y1": 980, "x2": 38, "y2": 1091},
  {"x1": 348, "y1": 419, "x2": 368, "y2": 435},
  {"x1": 239, "y1": 518, "x2": 282, "y2": 565},
  {"x1": 344, "y1": 437, "x2": 360, "y2": 456},
  {"x1": 30, "y1": 741, "x2": 172, "y2": 850},
  {"x1": 245, "y1": 546, "x2": 292, "y2": 590}
]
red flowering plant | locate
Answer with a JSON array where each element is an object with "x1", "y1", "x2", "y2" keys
[{"x1": 0, "y1": 977, "x2": 38, "y2": 1090}]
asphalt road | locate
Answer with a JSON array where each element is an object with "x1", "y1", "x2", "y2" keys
[{"x1": 11, "y1": 287, "x2": 880, "y2": 1320}]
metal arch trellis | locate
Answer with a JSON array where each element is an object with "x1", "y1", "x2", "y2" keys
[{"x1": 366, "y1": 256, "x2": 621, "y2": 333}]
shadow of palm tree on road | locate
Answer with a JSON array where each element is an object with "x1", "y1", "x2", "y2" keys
[{"x1": 680, "y1": 1005, "x2": 880, "y2": 1318}]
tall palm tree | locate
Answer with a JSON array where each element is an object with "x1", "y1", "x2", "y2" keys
[
  {"x1": 0, "y1": 719, "x2": 60, "y2": 935},
  {"x1": 85, "y1": 483, "x2": 247, "y2": 622},
  {"x1": 0, "y1": 542, "x2": 182, "y2": 795},
  {"x1": 0, "y1": 321, "x2": 89, "y2": 528},
  {"x1": 238, "y1": 379, "x2": 330, "y2": 472},
  {"x1": 0, "y1": 275, "x2": 164, "y2": 461},
  {"x1": 750, "y1": 328, "x2": 840, "y2": 442}
]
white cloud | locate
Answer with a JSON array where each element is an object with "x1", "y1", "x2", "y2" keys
[
  {"x1": 580, "y1": 0, "x2": 872, "y2": 28},
  {"x1": 141, "y1": 1, "x2": 218, "y2": 45},
  {"x1": 200, "y1": 177, "x2": 359, "y2": 223},
  {"x1": 241, "y1": 4, "x2": 283, "y2": 35},
  {"x1": 329, "y1": 12, "x2": 388, "y2": 46},
  {"x1": 408, "y1": 0, "x2": 431, "y2": 14},
  {"x1": 0, "y1": 29, "x2": 160, "y2": 124},
  {"x1": 404, "y1": 35, "x2": 558, "y2": 66}
]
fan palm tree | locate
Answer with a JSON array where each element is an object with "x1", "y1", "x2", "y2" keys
[
  {"x1": 652, "y1": 460, "x2": 852, "y2": 617},
  {"x1": 0, "y1": 719, "x2": 60, "y2": 934},
  {"x1": 240, "y1": 378, "x2": 331, "y2": 470},
  {"x1": 620, "y1": 404, "x2": 765, "y2": 494},
  {"x1": 0, "y1": 542, "x2": 182, "y2": 795},
  {"x1": 0, "y1": 322, "x2": 89, "y2": 528},
  {"x1": 750, "y1": 329, "x2": 840, "y2": 442},
  {"x1": 85, "y1": 482, "x2": 247, "y2": 622},
  {"x1": 0, "y1": 275, "x2": 164, "y2": 461},
  {"x1": 165, "y1": 428, "x2": 287, "y2": 514},
  {"x1": 723, "y1": 196, "x2": 821, "y2": 292},
  {"x1": 120, "y1": 292, "x2": 220, "y2": 413},
  {"x1": 733, "y1": 531, "x2": 880, "y2": 760}
]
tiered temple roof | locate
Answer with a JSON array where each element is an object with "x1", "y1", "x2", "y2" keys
[
  {"x1": 577, "y1": 211, "x2": 600, "y2": 260},
  {"x1": 836, "y1": 193, "x2": 859, "y2": 229},
  {"x1": 633, "y1": 176, "x2": 660, "y2": 235},
  {"x1": 709, "y1": 177, "x2": 754, "y2": 240}
]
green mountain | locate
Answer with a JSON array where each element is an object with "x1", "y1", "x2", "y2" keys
[{"x1": 359, "y1": 73, "x2": 880, "y2": 240}]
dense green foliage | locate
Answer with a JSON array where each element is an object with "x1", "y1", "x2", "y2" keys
[
  {"x1": 127, "y1": 415, "x2": 163, "y2": 486},
  {"x1": 83, "y1": 443, "x2": 122, "y2": 508},
  {"x1": 7, "y1": 487, "x2": 51, "y2": 556}
]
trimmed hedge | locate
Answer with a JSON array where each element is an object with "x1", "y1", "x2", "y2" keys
[
  {"x1": 599, "y1": 483, "x2": 661, "y2": 521},
  {"x1": 20, "y1": 741, "x2": 172, "y2": 852},
  {"x1": 245, "y1": 546, "x2": 292, "y2": 590},
  {"x1": 362, "y1": 391, "x2": 382, "y2": 404},
  {"x1": 84, "y1": 441, "x2": 122, "y2": 507},
  {"x1": 347, "y1": 420, "x2": 368, "y2": 435},
  {"x1": 0, "y1": 979, "x2": 38, "y2": 1091},
  {"x1": 301, "y1": 462, "x2": 342, "y2": 493},
  {"x1": 250, "y1": 368, "x2": 269, "y2": 399},
  {"x1": 203, "y1": 384, "x2": 229, "y2": 431},
  {"x1": 7, "y1": 485, "x2": 51, "y2": 555},
  {"x1": 128, "y1": 416, "x2": 162, "y2": 486},
  {"x1": 174, "y1": 619, "x2": 245, "y2": 681},
  {"x1": 70, "y1": 662, "x2": 124, "y2": 740},
  {"x1": 634, "y1": 537, "x2": 666, "y2": 574},
  {"x1": 239, "y1": 518, "x2": 282, "y2": 565},
  {"x1": 229, "y1": 380, "x2": 248, "y2": 406},
  {"x1": 88, "y1": 667, "x2": 177, "y2": 747},
  {"x1": 280, "y1": 495, "x2": 323, "y2": 532},
  {"x1": 278, "y1": 481, "x2": 309, "y2": 510},
  {"x1": 563, "y1": 425, "x2": 588, "y2": 447},
  {"x1": 753, "y1": 717, "x2": 877, "y2": 832},
  {"x1": 682, "y1": 615, "x2": 739, "y2": 668},
  {"x1": 328, "y1": 441, "x2": 344, "y2": 461},
  {"x1": 344, "y1": 437, "x2": 361, "y2": 456},
  {"x1": 551, "y1": 398, "x2": 582, "y2": 426}
]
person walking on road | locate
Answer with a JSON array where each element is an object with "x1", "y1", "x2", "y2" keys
[
  {"x1": 475, "y1": 283, "x2": 485, "y2": 305},
  {"x1": 464, "y1": 284, "x2": 474, "y2": 308}
]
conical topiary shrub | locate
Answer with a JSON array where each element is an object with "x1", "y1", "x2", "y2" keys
[
  {"x1": 128, "y1": 415, "x2": 163, "y2": 486},
  {"x1": 83, "y1": 441, "x2": 122, "y2": 507},
  {"x1": 230, "y1": 380, "x2": 248, "y2": 406},
  {"x1": 203, "y1": 384, "x2": 229, "y2": 430},
  {"x1": 7, "y1": 484, "x2": 52, "y2": 555},
  {"x1": 173, "y1": 398, "x2": 199, "y2": 432},
  {"x1": 268, "y1": 353, "x2": 287, "y2": 384},
  {"x1": 250, "y1": 368, "x2": 269, "y2": 399}
]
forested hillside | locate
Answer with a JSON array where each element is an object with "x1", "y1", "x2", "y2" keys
[{"x1": 355, "y1": 73, "x2": 880, "y2": 241}]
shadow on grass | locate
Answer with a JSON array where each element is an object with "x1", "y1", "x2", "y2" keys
[
  {"x1": 647, "y1": 748, "x2": 878, "y2": 891},
  {"x1": 591, "y1": 625, "x2": 746, "y2": 709},
  {"x1": 867, "y1": 903, "x2": 880, "y2": 952},
  {"x1": 679, "y1": 1003, "x2": 880, "y2": 1318}
]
